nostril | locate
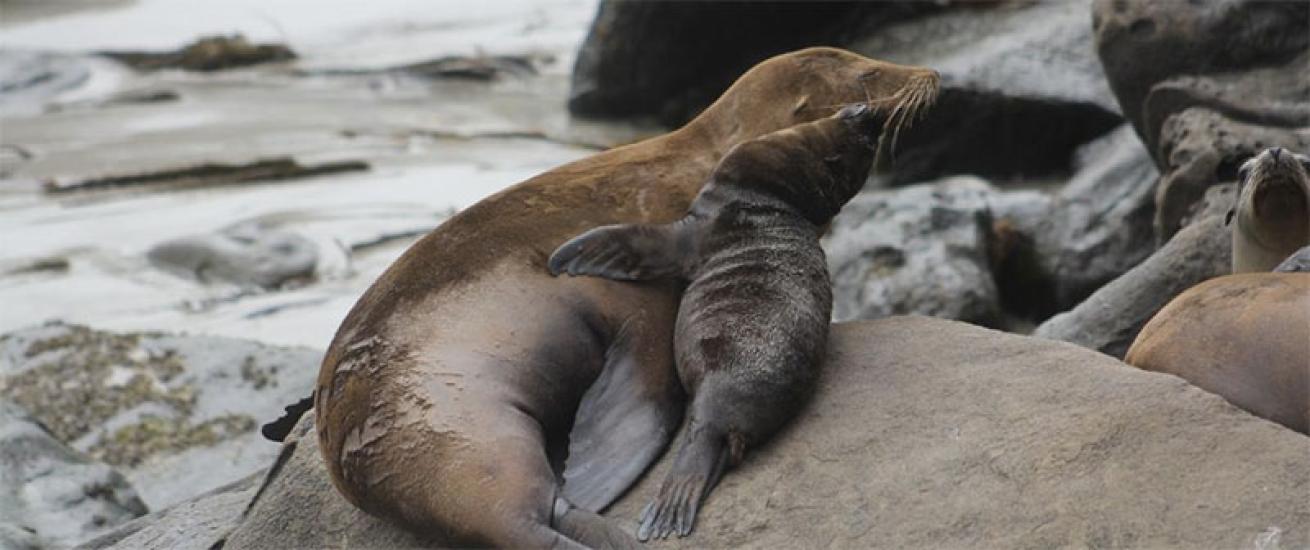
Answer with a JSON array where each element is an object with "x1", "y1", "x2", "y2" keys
[{"x1": 1271, "y1": 147, "x2": 1283, "y2": 161}]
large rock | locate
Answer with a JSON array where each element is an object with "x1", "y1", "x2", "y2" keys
[
  {"x1": 568, "y1": 1, "x2": 933, "y2": 123},
  {"x1": 1024, "y1": 124, "x2": 1158, "y2": 311},
  {"x1": 570, "y1": 1, "x2": 1122, "y2": 183},
  {"x1": 1034, "y1": 184, "x2": 1235, "y2": 358},
  {"x1": 168, "y1": 317, "x2": 1309, "y2": 549},
  {"x1": 80, "y1": 474, "x2": 259, "y2": 550},
  {"x1": 1092, "y1": 0, "x2": 1308, "y2": 145},
  {"x1": 1152, "y1": 107, "x2": 1310, "y2": 241},
  {"x1": 0, "y1": 322, "x2": 320, "y2": 510},
  {"x1": 1091, "y1": 0, "x2": 1310, "y2": 241},
  {"x1": 850, "y1": 0, "x2": 1123, "y2": 184},
  {"x1": 824, "y1": 177, "x2": 1019, "y2": 326},
  {"x1": 1, "y1": 400, "x2": 147, "y2": 548},
  {"x1": 146, "y1": 220, "x2": 319, "y2": 289}
]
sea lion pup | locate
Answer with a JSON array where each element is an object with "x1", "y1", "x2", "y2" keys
[
  {"x1": 1228, "y1": 147, "x2": 1310, "y2": 273},
  {"x1": 548, "y1": 103, "x2": 894, "y2": 540},
  {"x1": 1124, "y1": 272, "x2": 1309, "y2": 434},
  {"x1": 314, "y1": 47, "x2": 941, "y2": 549}
]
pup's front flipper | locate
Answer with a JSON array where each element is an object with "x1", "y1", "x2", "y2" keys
[
  {"x1": 548, "y1": 221, "x2": 696, "y2": 281},
  {"x1": 636, "y1": 422, "x2": 730, "y2": 541}
]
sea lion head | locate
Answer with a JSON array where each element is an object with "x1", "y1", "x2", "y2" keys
[
  {"x1": 710, "y1": 102, "x2": 902, "y2": 225},
  {"x1": 1231, "y1": 147, "x2": 1310, "y2": 272},
  {"x1": 697, "y1": 47, "x2": 940, "y2": 157}
]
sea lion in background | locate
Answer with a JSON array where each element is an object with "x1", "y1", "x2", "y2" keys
[
  {"x1": 312, "y1": 47, "x2": 942, "y2": 549},
  {"x1": 1125, "y1": 273, "x2": 1310, "y2": 434},
  {"x1": 1228, "y1": 147, "x2": 1310, "y2": 273},
  {"x1": 549, "y1": 101, "x2": 899, "y2": 541}
]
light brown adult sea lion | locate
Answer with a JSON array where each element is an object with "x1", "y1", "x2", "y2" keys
[
  {"x1": 1229, "y1": 147, "x2": 1310, "y2": 273},
  {"x1": 1125, "y1": 273, "x2": 1310, "y2": 434},
  {"x1": 548, "y1": 103, "x2": 901, "y2": 540},
  {"x1": 313, "y1": 48, "x2": 941, "y2": 548}
]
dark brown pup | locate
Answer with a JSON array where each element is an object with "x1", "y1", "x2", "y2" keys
[
  {"x1": 313, "y1": 48, "x2": 940, "y2": 549},
  {"x1": 549, "y1": 102, "x2": 909, "y2": 540}
]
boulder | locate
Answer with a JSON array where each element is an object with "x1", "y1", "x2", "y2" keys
[
  {"x1": 570, "y1": 1, "x2": 1122, "y2": 183},
  {"x1": 0, "y1": 322, "x2": 321, "y2": 510},
  {"x1": 79, "y1": 474, "x2": 259, "y2": 550},
  {"x1": 1091, "y1": 0, "x2": 1310, "y2": 241},
  {"x1": 1275, "y1": 245, "x2": 1310, "y2": 273},
  {"x1": 1092, "y1": 0, "x2": 1308, "y2": 145},
  {"x1": 824, "y1": 177, "x2": 1019, "y2": 326},
  {"x1": 146, "y1": 220, "x2": 319, "y2": 289},
  {"x1": 181, "y1": 317, "x2": 1308, "y2": 549},
  {"x1": 0, "y1": 400, "x2": 147, "y2": 548},
  {"x1": 849, "y1": 0, "x2": 1122, "y2": 184},
  {"x1": 567, "y1": 1, "x2": 933, "y2": 123},
  {"x1": 1033, "y1": 184, "x2": 1234, "y2": 358},
  {"x1": 1024, "y1": 124, "x2": 1158, "y2": 311},
  {"x1": 1152, "y1": 107, "x2": 1310, "y2": 241}
]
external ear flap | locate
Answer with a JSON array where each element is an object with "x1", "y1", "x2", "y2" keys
[
  {"x1": 548, "y1": 220, "x2": 695, "y2": 281},
  {"x1": 792, "y1": 95, "x2": 810, "y2": 115},
  {"x1": 1225, "y1": 209, "x2": 1235, "y2": 225}
]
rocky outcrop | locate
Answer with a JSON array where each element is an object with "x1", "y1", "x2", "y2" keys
[
  {"x1": 1091, "y1": 0, "x2": 1310, "y2": 241},
  {"x1": 80, "y1": 475, "x2": 260, "y2": 550},
  {"x1": 0, "y1": 400, "x2": 146, "y2": 548},
  {"x1": 567, "y1": 2, "x2": 933, "y2": 123},
  {"x1": 146, "y1": 220, "x2": 319, "y2": 289},
  {"x1": 1023, "y1": 124, "x2": 1159, "y2": 311},
  {"x1": 118, "y1": 317, "x2": 1310, "y2": 549},
  {"x1": 98, "y1": 35, "x2": 295, "y2": 72},
  {"x1": 0, "y1": 322, "x2": 320, "y2": 510},
  {"x1": 825, "y1": 177, "x2": 1020, "y2": 326},
  {"x1": 1276, "y1": 245, "x2": 1310, "y2": 273},
  {"x1": 1033, "y1": 184, "x2": 1234, "y2": 358},
  {"x1": 571, "y1": 1, "x2": 1122, "y2": 184}
]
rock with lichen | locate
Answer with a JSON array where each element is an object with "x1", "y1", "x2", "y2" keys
[{"x1": 0, "y1": 322, "x2": 320, "y2": 511}]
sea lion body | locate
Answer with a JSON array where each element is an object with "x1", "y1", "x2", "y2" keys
[
  {"x1": 548, "y1": 104, "x2": 896, "y2": 539},
  {"x1": 313, "y1": 48, "x2": 941, "y2": 548},
  {"x1": 1230, "y1": 147, "x2": 1310, "y2": 273},
  {"x1": 1125, "y1": 273, "x2": 1310, "y2": 434}
]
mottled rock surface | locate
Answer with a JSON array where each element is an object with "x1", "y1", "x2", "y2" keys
[
  {"x1": 142, "y1": 317, "x2": 1310, "y2": 549},
  {"x1": 1028, "y1": 124, "x2": 1159, "y2": 310},
  {"x1": 0, "y1": 322, "x2": 320, "y2": 509},
  {"x1": 824, "y1": 177, "x2": 1013, "y2": 326},
  {"x1": 1034, "y1": 184, "x2": 1235, "y2": 358},
  {"x1": 1, "y1": 400, "x2": 146, "y2": 548},
  {"x1": 1092, "y1": 0, "x2": 1310, "y2": 241},
  {"x1": 81, "y1": 474, "x2": 259, "y2": 550}
]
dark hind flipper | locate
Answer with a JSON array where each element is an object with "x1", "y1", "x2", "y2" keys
[
  {"x1": 260, "y1": 393, "x2": 314, "y2": 442},
  {"x1": 562, "y1": 320, "x2": 684, "y2": 513},
  {"x1": 637, "y1": 422, "x2": 730, "y2": 541},
  {"x1": 548, "y1": 220, "x2": 694, "y2": 281}
]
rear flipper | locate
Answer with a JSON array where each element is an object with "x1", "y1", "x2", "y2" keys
[
  {"x1": 261, "y1": 393, "x2": 314, "y2": 442},
  {"x1": 548, "y1": 220, "x2": 696, "y2": 281},
  {"x1": 636, "y1": 422, "x2": 732, "y2": 541}
]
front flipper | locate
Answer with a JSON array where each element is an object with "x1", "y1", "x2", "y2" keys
[
  {"x1": 548, "y1": 222, "x2": 691, "y2": 281},
  {"x1": 562, "y1": 318, "x2": 685, "y2": 513}
]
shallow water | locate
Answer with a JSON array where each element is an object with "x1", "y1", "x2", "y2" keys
[{"x1": 0, "y1": 0, "x2": 661, "y2": 349}]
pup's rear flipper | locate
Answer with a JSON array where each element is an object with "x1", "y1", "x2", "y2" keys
[
  {"x1": 561, "y1": 320, "x2": 685, "y2": 513},
  {"x1": 636, "y1": 423, "x2": 730, "y2": 541},
  {"x1": 548, "y1": 222, "x2": 693, "y2": 281}
]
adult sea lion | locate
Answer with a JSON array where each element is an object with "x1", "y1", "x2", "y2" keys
[
  {"x1": 1125, "y1": 273, "x2": 1310, "y2": 434},
  {"x1": 1229, "y1": 147, "x2": 1310, "y2": 273},
  {"x1": 313, "y1": 47, "x2": 941, "y2": 548},
  {"x1": 548, "y1": 103, "x2": 896, "y2": 540}
]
